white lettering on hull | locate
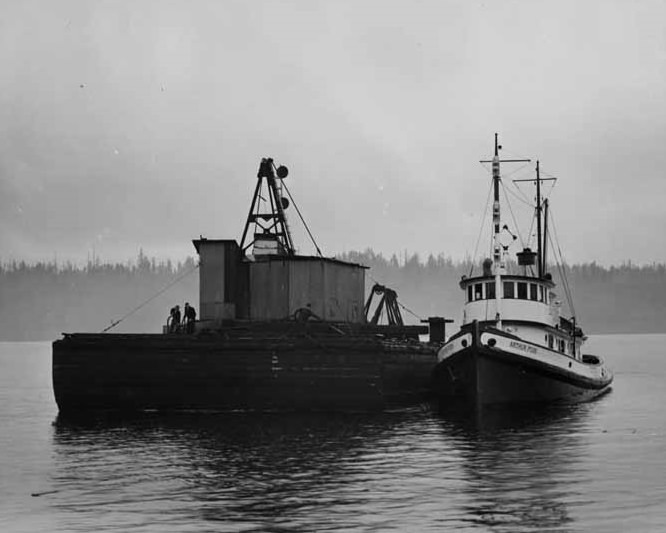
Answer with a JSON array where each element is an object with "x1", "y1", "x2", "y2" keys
[
  {"x1": 481, "y1": 332, "x2": 608, "y2": 382},
  {"x1": 508, "y1": 340, "x2": 537, "y2": 355}
]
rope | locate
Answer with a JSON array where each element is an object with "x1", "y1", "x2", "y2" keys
[
  {"x1": 547, "y1": 207, "x2": 577, "y2": 318},
  {"x1": 500, "y1": 181, "x2": 525, "y2": 248},
  {"x1": 280, "y1": 179, "x2": 323, "y2": 257},
  {"x1": 526, "y1": 213, "x2": 536, "y2": 250},
  {"x1": 503, "y1": 175, "x2": 536, "y2": 208},
  {"x1": 469, "y1": 179, "x2": 494, "y2": 277},
  {"x1": 397, "y1": 301, "x2": 423, "y2": 322},
  {"x1": 503, "y1": 162, "x2": 532, "y2": 180},
  {"x1": 101, "y1": 262, "x2": 200, "y2": 333}
]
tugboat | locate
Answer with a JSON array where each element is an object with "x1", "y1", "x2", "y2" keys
[
  {"x1": 431, "y1": 135, "x2": 613, "y2": 406},
  {"x1": 53, "y1": 158, "x2": 448, "y2": 414}
]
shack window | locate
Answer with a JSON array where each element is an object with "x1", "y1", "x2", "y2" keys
[
  {"x1": 486, "y1": 281, "x2": 496, "y2": 299},
  {"x1": 503, "y1": 281, "x2": 515, "y2": 299},
  {"x1": 517, "y1": 282, "x2": 528, "y2": 299},
  {"x1": 548, "y1": 334, "x2": 554, "y2": 349},
  {"x1": 474, "y1": 283, "x2": 483, "y2": 300},
  {"x1": 539, "y1": 286, "x2": 545, "y2": 302},
  {"x1": 467, "y1": 285, "x2": 473, "y2": 302},
  {"x1": 530, "y1": 283, "x2": 538, "y2": 301}
]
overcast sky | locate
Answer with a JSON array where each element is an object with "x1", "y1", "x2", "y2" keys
[{"x1": 2, "y1": 0, "x2": 665, "y2": 267}]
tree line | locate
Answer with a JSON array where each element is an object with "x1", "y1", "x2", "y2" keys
[
  {"x1": 0, "y1": 251, "x2": 199, "y2": 341},
  {"x1": 1, "y1": 249, "x2": 664, "y2": 341},
  {"x1": 339, "y1": 250, "x2": 666, "y2": 336}
]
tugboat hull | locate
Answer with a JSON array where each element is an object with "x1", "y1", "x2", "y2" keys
[{"x1": 432, "y1": 327, "x2": 613, "y2": 406}]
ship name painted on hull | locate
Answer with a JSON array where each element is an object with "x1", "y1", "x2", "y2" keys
[{"x1": 509, "y1": 340, "x2": 537, "y2": 355}]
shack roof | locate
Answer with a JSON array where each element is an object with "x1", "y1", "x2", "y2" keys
[
  {"x1": 192, "y1": 238, "x2": 239, "y2": 254},
  {"x1": 192, "y1": 238, "x2": 368, "y2": 269},
  {"x1": 250, "y1": 254, "x2": 369, "y2": 270}
]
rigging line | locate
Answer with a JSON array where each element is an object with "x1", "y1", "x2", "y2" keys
[
  {"x1": 509, "y1": 173, "x2": 536, "y2": 205},
  {"x1": 539, "y1": 168, "x2": 559, "y2": 179},
  {"x1": 469, "y1": 179, "x2": 494, "y2": 277},
  {"x1": 553, "y1": 251, "x2": 575, "y2": 319},
  {"x1": 479, "y1": 162, "x2": 494, "y2": 175},
  {"x1": 500, "y1": 181, "x2": 525, "y2": 247},
  {"x1": 504, "y1": 183, "x2": 534, "y2": 207},
  {"x1": 525, "y1": 214, "x2": 536, "y2": 250},
  {"x1": 547, "y1": 207, "x2": 577, "y2": 317},
  {"x1": 280, "y1": 179, "x2": 323, "y2": 257},
  {"x1": 502, "y1": 162, "x2": 532, "y2": 179},
  {"x1": 101, "y1": 262, "x2": 200, "y2": 333},
  {"x1": 496, "y1": 147, "x2": 532, "y2": 162},
  {"x1": 509, "y1": 183, "x2": 533, "y2": 207},
  {"x1": 397, "y1": 300, "x2": 423, "y2": 321},
  {"x1": 541, "y1": 178, "x2": 557, "y2": 202}
]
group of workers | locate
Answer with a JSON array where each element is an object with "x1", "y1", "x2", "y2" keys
[{"x1": 167, "y1": 302, "x2": 197, "y2": 334}]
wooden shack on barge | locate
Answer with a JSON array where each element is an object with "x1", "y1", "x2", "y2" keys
[{"x1": 53, "y1": 158, "x2": 446, "y2": 413}]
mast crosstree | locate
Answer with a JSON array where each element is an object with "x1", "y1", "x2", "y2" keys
[
  {"x1": 514, "y1": 160, "x2": 556, "y2": 278},
  {"x1": 479, "y1": 133, "x2": 530, "y2": 328}
]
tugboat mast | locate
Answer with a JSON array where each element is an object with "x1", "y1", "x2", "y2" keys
[
  {"x1": 491, "y1": 134, "x2": 503, "y2": 328},
  {"x1": 516, "y1": 161, "x2": 556, "y2": 279},
  {"x1": 481, "y1": 134, "x2": 530, "y2": 329},
  {"x1": 536, "y1": 161, "x2": 543, "y2": 278}
]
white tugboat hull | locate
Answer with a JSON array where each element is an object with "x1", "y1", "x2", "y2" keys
[{"x1": 432, "y1": 323, "x2": 613, "y2": 406}]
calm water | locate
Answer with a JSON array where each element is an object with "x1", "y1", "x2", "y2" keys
[{"x1": 1, "y1": 336, "x2": 665, "y2": 532}]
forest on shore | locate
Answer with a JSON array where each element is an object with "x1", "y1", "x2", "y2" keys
[{"x1": 1, "y1": 249, "x2": 665, "y2": 341}]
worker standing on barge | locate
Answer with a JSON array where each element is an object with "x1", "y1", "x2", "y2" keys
[
  {"x1": 168, "y1": 305, "x2": 181, "y2": 333},
  {"x1": 184, "y1": 302, "x2": 196, "y2": 334}
]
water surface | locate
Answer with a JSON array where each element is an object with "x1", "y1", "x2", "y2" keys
[{"x1": 1, "y1": 335, "x2": 665, "y2": 532}]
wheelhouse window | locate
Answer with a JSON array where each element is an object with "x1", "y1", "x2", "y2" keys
[
  {"x1": 517, "y1": 282, "x2": 528, "y2": 299},
  {"x1": 486, "y1": 281, "x2": 496, "y2": 299},
  {"x1": 539, "y1": 286, "x2": 545, "y2": 302},
  {"x1": 467, "y1": 285, "x2": 473, "y2": 302},
  {"x1": 503, "y1": 281, "x2": 515, "y2": 299},
  {"x1": 474, "y1": 283, "x2": 483, "y2": 301},
  {"x1": 530, "y1": 283, "x2": 538, "y2": 301}
]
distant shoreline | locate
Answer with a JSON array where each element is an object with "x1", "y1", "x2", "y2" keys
[{"x1": 3, "y1": 252, "x2": 665, "y2": 342}]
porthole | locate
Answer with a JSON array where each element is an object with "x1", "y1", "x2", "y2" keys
[
  {"x1": 461, "y1": 339, "x2": 468, "y2": 347},
  {"x1": 488, "y1": 338, "x2": 497, "y2": 347}
]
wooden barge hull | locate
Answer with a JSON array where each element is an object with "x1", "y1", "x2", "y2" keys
[{"x1": 52, "y1": 331, "x2": 438, "y2": 413}]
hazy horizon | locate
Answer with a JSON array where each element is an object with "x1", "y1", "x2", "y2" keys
[
  {"x1": 2, "y1": 246, "x2": 664, "y2": 271},
  {"x1": 3, "y1": 1, "x2": 665, "y2": 267}
]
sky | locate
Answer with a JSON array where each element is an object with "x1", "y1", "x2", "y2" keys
[{"x1": 1, "y1": 0, "x2": 665, "y2": 267}]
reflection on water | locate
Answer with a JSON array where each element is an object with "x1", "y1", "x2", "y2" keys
[
  {"x1": 5, "y1": 337, "x2": 661, "y2": 531},
  {"x1": 53, "y1": 411, "x2": 419, "y2": 532},
  {"x1": 438, "y1": 404, "x2": 591, "y2": 532},
  {"x1": 48, "y1": 405, "x2": 592, "y2": 532}
]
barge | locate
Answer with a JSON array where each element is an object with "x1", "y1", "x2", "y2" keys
[{"x1": 53, "y1": 158, "x2": 447, "y2": 413}]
